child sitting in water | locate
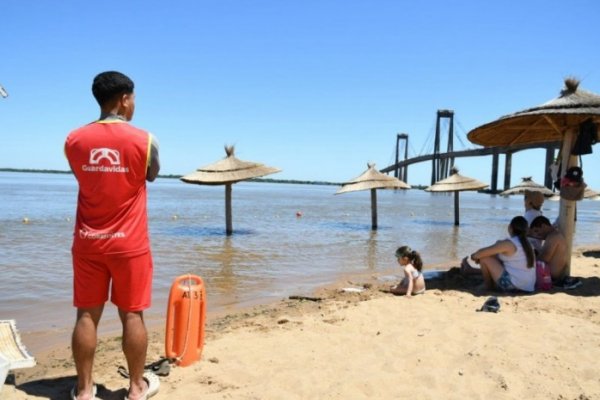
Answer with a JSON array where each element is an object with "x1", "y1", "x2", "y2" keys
[{"x1": 390, "y1": 246, "x2": 426, "y2": 296}]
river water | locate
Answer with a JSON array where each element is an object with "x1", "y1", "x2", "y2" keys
[{"x1": 1, "y1": 171, "x2": 599, "y2": 352}]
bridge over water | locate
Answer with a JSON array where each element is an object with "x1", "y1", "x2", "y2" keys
[{"x1": 381, "y1": 110, "x2": 560, "y2": 192}]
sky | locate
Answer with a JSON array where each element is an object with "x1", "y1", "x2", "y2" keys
[{"x1": 2, "y1": 0, "x2": 600, "y2": 188}]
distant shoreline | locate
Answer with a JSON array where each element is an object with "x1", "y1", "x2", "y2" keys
[
  {"x1": 0, "y1": 167, "x2": 342, "y2": 187},
  {"x1": 0, "y1": 168, "x2": 434, "y2": 189}
]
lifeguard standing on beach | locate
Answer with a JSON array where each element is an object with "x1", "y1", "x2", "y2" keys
[{"x1": 65, "y1": 71, "x2": 160, "y2": 400}]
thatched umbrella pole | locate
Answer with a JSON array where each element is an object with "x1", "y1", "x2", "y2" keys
[
  {"x1": 225, "y1": 183, "x2": 233, "y2": 236},
  {"x1": 453, "y1": 191, "x2": 460, "y2": 226},
  {"x1": 425, "y1": 167, "x2": 488, "y2": 226},
  {"x1": 370, "y1": 188, "x2": 378, "y2": 230},
  {"x1": 336, "y1": 163, "x2": 410, "y2": 231},
  {"x1": 558, "y1": 129, "x2": 578, "y2": 275},
  {"x1": 180, "y1": 145, "x2": 281, "y2": 236}
]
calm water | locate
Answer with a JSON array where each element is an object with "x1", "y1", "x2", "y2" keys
[{"x1": 2, "y1": 172, "x2": 600, "y2": 351}]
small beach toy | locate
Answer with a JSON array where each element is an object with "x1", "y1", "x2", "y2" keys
[{"x1": 340, "y1": 287, "x2": 365, "y2": 293}]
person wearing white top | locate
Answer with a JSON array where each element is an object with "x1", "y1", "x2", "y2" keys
[{"x1": 470, "y1": 216, "x2": 536, "y2": 292}]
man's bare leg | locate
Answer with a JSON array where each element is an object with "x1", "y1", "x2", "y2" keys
[
  {"x1": 72, "y1": 306, "x2": 104, "y2": 400},
  {"x1": 120, "y1": 310, "x2": 148, "y2": 400}
]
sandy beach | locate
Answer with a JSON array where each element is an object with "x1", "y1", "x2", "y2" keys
[{"x1": 3, "y1": 247, "x2": 600, "y2": 400}]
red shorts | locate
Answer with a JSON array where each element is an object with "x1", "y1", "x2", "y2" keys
[{"x1": 72, "y1": 251, "x2": 153, "y2": 311}]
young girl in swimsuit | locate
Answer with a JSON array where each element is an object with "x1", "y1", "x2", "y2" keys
[{"x1": 390, "y1": 246, "x2": 426, "y2": 296}]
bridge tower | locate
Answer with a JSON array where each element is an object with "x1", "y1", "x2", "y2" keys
[
  {"x1": 431, "y1": 109, "x2": 455, "y2": 185},
  {"x1": 395, "y1": 133, "x2": 409, "y2": 182}
]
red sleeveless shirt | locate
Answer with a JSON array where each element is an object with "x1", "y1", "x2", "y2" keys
[{"x1": 65, "y1": 119, "x2": 151, "y2": 256}]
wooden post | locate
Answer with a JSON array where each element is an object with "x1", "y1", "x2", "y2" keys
[
  {"x1": 544, "y1": 146, "x2": 555, "y2": 189},
  {"x1": 503, "y1": 152, "x2": 512, "y2": 191},
  {"x1": 225, "y1": 183, "x2": 233, "y2": 235},
  {"x1": 491, "y1": 151, "x2": 499, "y2": 193},
  {"x1": 370, "y1": 188, "x2": 378, "y2": 230},
  {"x1": 453, "y1": 191, "x2": 460, "y2": 226},
  {"x1": 558, "y1": 129, "x2": 577, "y2": 275}
]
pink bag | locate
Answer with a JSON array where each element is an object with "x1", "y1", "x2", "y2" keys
[{"x1": 535, "y1": 260, "x2": 552, "y2": 291}]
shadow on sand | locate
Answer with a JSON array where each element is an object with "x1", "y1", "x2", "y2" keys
[
  {"x1": 425, "y1": 264, "x2": 600, "y2": 298},
  {"x1": 5, "y1": 374, "x2": 127, "y2": 400}
]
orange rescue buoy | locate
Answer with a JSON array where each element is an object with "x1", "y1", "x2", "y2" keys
[{"x1": 165, "y1": 274, "x2": 206, "y2": 367}]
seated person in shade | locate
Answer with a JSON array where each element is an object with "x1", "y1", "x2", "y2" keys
[
  {"x1": 390, "y1": 246, "x2": 426, "y2": 297},
  {"x1": 529, "y1": 215, "x2": 580, "y2": 289},
  {"x1": 470, "y1": 216, "x2": 536, "y2": 292}
]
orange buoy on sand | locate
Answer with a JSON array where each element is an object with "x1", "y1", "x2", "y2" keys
[{"x1": 165, "y1": 274, "x2": 206, "y2": 367}]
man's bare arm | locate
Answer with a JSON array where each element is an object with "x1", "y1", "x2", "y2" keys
[{"x1": 146, "y1": 134, "x2": 160, "y2": 182}]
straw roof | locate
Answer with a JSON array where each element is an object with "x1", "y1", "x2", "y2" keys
[
  {"x1": 584, "y1": 187, "x2": 600, "y2": 198},
  {"x1": 180, "y1": 146, "x2": 281, "y2": 185},
  {"x1": 335, "y1": 163, "x2": 410, "y2": 194},
  {"x1": 468, "y1": 78, "x2": 600, "y2": 147},
  {"x1": 500, "y1": 177, "x2": 555, "y2": 196},
  {"x1": 425, "y1": 168, "x2": 488, "y2": 192}
]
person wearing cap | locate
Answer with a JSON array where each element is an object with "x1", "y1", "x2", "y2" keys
[
  {"x1": 523, "y1": 190, "x2": 545, "y2": 226},
  {"x1": 523, "y1": 190, "x2": 546, "y2": 253}
]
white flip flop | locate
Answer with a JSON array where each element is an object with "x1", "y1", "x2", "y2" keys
[{"x1": 125, "y1": 371, "x2": 160, "y2": 400}]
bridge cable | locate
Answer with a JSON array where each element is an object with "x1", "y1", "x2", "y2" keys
[{"x1": 418, "y1": 120, "x2": 437, "y2": 156}]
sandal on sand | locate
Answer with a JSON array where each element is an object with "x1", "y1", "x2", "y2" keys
[
  {"x1": 477, "y1": 296, "x2": 500, "y2": 313},
  {"x1": 118, "y1": 358, "x2": 171, "y2": 378},
  {"x1": 70, "y1": 384, "x2": 97, "y2": 400},
  {"x1": 554, "y1": 276, "x2": 583, "y2": 290},
  {"x1": 124, "y1": 371, "x2": 160, "y2": 400}
]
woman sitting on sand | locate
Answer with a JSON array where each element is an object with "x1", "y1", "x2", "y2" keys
[
  {"x1": 470, "y1": 216, "x2": 536, "y2": 292},
  {"x1": 390, "y1": 246, "x2": 426, "y2": 296}
]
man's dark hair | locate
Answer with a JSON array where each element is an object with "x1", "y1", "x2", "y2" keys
[
  {"x1": 92, "y1": 71, "x2": 134, "y2": 107},
  {"x1": 530, "y1": 215, "x2": 551, "y2": 229}
]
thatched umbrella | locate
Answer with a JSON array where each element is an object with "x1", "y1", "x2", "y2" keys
[
  {"x1": 499, "y1": 177, "x2": 555, "y2": 196},
  {"x1": 468, "y1": 78, "x2": 600, "y2": 274},
  {"x1": 583, "y1": 187, "x2": 600, "y2": 199},
  {"x1": 336, "y1": 163, "x2": 410, "y2": 230},
  {"x1": 181, "y1": 146, "x2": 281, "y2": 235},
  {"x1": 425, "y1": 167, "x2": 488, "y2": 226}
]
